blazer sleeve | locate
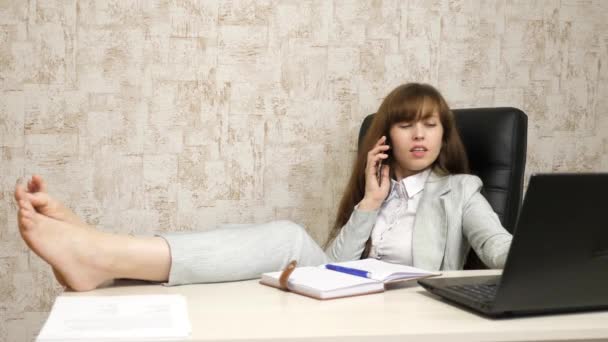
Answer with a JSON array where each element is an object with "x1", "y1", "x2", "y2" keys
[
  {"x1": 324, "y1": 207, "x2": 379, "y2": 262},
  {"x1": 461, "y1": 176, "x2": 513, "y2": 269}
]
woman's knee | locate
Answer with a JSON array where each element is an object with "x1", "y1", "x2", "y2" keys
[{"x1": 268, "y1": 220, "x2": 307, "y2": 241}]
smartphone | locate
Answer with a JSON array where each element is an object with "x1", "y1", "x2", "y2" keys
[
  {"x1": 376, "y1": 159, "x2": 383, "y2": 185},
  {"x1": 377, "y1": 137, "x2": 392, "y2": 185}
]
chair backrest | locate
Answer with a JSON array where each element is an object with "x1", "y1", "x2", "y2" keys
[{"x1": 358, "y1": 107, "x2": 528, "y2": 269}]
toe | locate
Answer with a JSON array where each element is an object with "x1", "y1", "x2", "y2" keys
[
  {"x1": 14, "y1": 183, "x2": 26, "y2": 202},
  {"x1": 20, "y1": 208, "x2": 31, "y2": 219},
  {"x1": 19, "y1": 207, "x2": 33, "y2": 221},
  {"x1": 19, "y1": 214, "x2": 34, "y2": 231},
  {"x1": 19, "y1": 199, "x2": 35, "y2": 213},
  {"x1": 27, "y1": 179, "x2": 36, "y2": 193},
  {"x1": 32, "y1": 174, "x2": 48, "y2": 193},
  {"x1": 26, "y1": 192, "x2": 49, "y2": 208}
]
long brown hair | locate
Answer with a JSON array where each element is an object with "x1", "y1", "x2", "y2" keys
[{"x1": 325, "y1": 83, "x2": 469, "y2": 255}]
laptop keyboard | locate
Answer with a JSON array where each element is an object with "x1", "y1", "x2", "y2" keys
[{"x1": 446, "y1": 283, "x2": 499, "y2": 303}]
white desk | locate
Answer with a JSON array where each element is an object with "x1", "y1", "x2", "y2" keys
[{"x1": 61, "y1": 270, "x2": 608, "y2": 341}]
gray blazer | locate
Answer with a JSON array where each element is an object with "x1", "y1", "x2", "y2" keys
[{"x1": 326, "y1": 171, "x2": 513, "y2": 270}]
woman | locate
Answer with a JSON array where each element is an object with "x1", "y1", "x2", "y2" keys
[{"x1": 14, "y1": 83, "x2": 512, "y2": 291}]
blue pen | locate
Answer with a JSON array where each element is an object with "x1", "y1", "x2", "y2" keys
[{"x1": 325, "y1": 264, "x2": 370, "y2": 278}]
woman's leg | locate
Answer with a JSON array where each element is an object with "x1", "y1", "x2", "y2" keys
[
  {"x1": 16, "y1": 197, "x2": 171, "y2": 291},
  {"x1": 15, "y1": 179, "x2": 172, "y2": 289},
  {"x1": 15, "y1": 178, "x2": 328, "y2": 289},
  {"x1": 158, "y1": 220, "x2": 328, "y2": 286}
]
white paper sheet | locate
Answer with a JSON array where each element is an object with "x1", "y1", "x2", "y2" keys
[{"x1": 37, "y1": 295, "x2": 191, "y2": 341}]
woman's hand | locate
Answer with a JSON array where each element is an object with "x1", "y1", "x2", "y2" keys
[{"x1": 358, "y1": 136, "x2": 391, "y2": 211}]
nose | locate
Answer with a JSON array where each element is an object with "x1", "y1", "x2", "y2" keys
[{"x1": 413, "y1": 122, "x2": 425, "y2": 140}]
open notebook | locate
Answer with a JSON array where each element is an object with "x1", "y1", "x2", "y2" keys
[{"x1": 260, "y1": 258, "x2": 439, "y2": 300}]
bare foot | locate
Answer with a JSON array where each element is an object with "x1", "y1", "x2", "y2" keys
[
  {"x1": 17, "y1": 199, "x2": 116, "y2": 291},
  {"x1": 52, "y1": 267, "x2": 68, "y2": 288},
  {"x1": 14, "y1": 175, "x2": 86, "y2": 226}
]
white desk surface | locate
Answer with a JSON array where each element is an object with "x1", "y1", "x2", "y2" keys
[{"x1": 62, "y1": 270, "x2": 608, "y2": 342}]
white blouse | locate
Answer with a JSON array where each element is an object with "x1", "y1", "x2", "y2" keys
[{"x1": 368, "y1": 168, "x2": 431, "y2": 265}]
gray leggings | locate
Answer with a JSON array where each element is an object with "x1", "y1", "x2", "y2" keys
[{"x1": 158, "y1": 221, "x2": 329, "y2": 286}]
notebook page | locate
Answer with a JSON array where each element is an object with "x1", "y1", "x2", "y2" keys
[
  {"x1": 37, "y1": 295, "x2": 191, "y2": 341},
  {"x1": 263, "y1": 267, "x2": 379, "y2": 291},
  {"x1": 328, "y1": 259, "x2": 435, "y2": 282},
  {"x1": 288, "y1": 267, "x2": 379, "y2": 291}
]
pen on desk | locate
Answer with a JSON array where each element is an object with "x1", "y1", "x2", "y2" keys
[{"x1": 325, "y1": 264, "x2": 370, "y2": 279}]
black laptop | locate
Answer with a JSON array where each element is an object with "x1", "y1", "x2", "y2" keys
[{"x1": 418, "y1": 173, "x2": 608, "y2": 317}]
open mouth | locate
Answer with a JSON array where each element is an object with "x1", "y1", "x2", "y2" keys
[
  {"x1": 410, "y1": 147, "x2": 428, "y2": 152},
  {"x1": 410, "y1": 146, "x2": 428, "y2": 157}
]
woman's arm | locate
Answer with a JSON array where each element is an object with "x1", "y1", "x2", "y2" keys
[
  {"x1": 324, "y1": 207, "x2": 379, "y2": 262},
  {"x1": 461, "y1": 176, "x2": 513, "y2": 269},
  {"x1": 325, "y1": 136, "x2": 390, "y2": 262}
]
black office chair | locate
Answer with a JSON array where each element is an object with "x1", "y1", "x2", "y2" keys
[{"x1": 358, "y1": 107, "x2": 528, "y2": 269}]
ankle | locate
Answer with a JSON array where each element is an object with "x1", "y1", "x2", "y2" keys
[
  {"x1": 100, "y1": 234, "x2": 139, "y2": 279},
  {"x1": 81, "y1": 231, "x2": 123, "y2": 281},
  {"x1": 106, "y1": 235, "x2": 171, "y2": 282}
]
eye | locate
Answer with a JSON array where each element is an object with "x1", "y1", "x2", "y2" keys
[
  {"x1": 425, "y1": 122, "x2": 437, "y2": 127},
  {"x1": 399, "y1": 123, "x2": 412, "y2": 128}
]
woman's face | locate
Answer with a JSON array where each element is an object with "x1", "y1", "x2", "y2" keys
[{"x1": 388, "y1": 110, "x2": 444, "y2": 180}]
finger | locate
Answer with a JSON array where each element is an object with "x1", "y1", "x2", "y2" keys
[
  {"x1": 375, "y1": 136, "x2": 393, "y2": 150},
  {"x1": 366, "y1": 155, "x2": 390, "y2": 179},
  {"x1": 367, "y1": 136, "x2": 386, "y2": 158},
  {"x1": 371, "y1": 144, "x2": 391, "y2": 155},
  {"x1": 369, "y1": 153, "x2": 389, "y2": 166},
  {"x1": 374, "y1": 135, "x2": 386, "y2": 147},
  {"x1": 366, "y1": 159, "x2": 390, "y2": 189},
  {"x1": 365, "y1": 166, "x2": 380, "y2": 189},
  {"x1": 376, "y1": 163, "x2": 390, "y2": 189},
  {"x1": 367, "y1": 147, "x2": 390, "y2": 164},
  {"x1": 367, "y1": 142, "x2": 390, "y2": 159},
  {"x1": 381, "y1": 164, "x2": 390, "y2": 182}
]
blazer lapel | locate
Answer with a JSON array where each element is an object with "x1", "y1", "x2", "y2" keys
[{"x1": 412, "y1": 170, "x2": 451, "y2": 271}]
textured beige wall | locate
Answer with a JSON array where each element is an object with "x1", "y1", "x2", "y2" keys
[{"x1": 1, "y1": 0, "x2": 607, "y2": 340}]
